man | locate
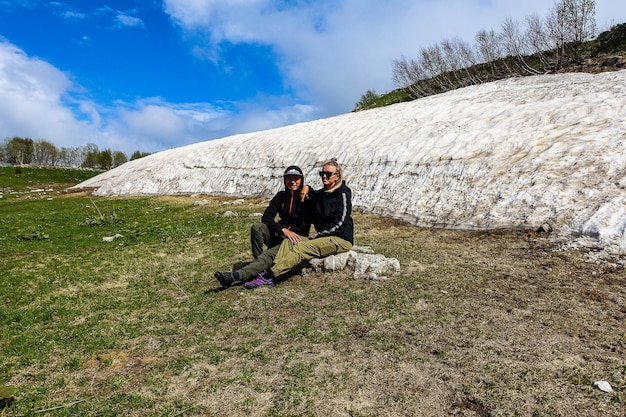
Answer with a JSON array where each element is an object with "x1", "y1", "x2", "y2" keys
[{"x1": 214, "y1": 165, "x2": 311, "y2": 287}]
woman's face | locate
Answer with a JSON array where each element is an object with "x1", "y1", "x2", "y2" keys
[
  {"x1": 284, "y1": 175, "x2": 302, "y2": 191},
  {"x1": 319, "y1": 164, "x2": 339, "y2": 189}
]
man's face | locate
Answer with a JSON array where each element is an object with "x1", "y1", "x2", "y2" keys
[{"x1": 285, "y1": 175, "x2": 302, "y2": 191}]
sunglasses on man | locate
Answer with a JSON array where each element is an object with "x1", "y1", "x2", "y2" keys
[{"x1": 319, "y1": 171, "x2": 337, "y2": 178}]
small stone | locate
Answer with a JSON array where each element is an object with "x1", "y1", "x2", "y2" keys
[
  {"x1": 593, "y1": 380, "x2": 613, "y2": 393},
  {"x1": 102, "y1": 233, "x2": 123, "y2": 242}
]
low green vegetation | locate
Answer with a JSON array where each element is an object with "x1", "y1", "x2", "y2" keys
[{"x1": 0, "y1": 167, "x2": 624, "y2": 416}]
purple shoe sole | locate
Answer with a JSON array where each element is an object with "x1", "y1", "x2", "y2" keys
[{"x1": 244, "y1": 276, "x2": 274, "y2": 289}]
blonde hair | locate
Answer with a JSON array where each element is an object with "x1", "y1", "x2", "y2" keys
[{"x1": 322, "y1": 157, "x2": 342, "y2": 181}]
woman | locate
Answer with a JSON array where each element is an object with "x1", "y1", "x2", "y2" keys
[
  {"x1": 244, "y1": 158, "x2": 353, "y2": 289},
  {"x1": 214, "y1": 165, "x2": 311, "y2": 287}
]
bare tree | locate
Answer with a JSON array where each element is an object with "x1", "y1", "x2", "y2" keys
[
  {"x1": 525, "y1": 13, "x2": 552, "y2": 67},
  {"x1": 32, "y1": 140, "x2": 59, "y2": 166},
  {"x1": 440, "y1": 38, "x2": 468, "y2": 86},
  {"x1": 546, "y1": 0, "x2": 596, "y2": 67},
  {"x1": 390, "y1": 0, "x2": 598, "y2": 102},
  {"x1": 560, "y1": 0, "x2": 596, "y2": 43},
  {"x1": 475, "y1": 29, "x2": 502, "y2": 76},
  {"x1": 392, "y1": 55, "x2": 434, "y2": 98},
  {"x1": 406, "y1": 57, "x2": 437, "y2": 97},
  {"x1": 453, "y1": 38, "x2": 483, "y2": 84},
  {"x1": 501, "y1": 17, "x2": 541, "y2": 75},
  {"x1": 545, "y1": 3, "x2": 568, "y2": 67},
  {"x1": 420, "y1": 45, "x2": 455, "y2": 90},
  {"x1": 59, "y1": 147, "x2": 83, "y2": 168},
  {"x1": 392, "y1": 55, "x2": 418, "y2": 92}
]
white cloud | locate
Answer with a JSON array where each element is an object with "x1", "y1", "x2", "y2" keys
[
  {"x1": 114, "y1": 14, "x2": 145, "y2": 29},
  {"x1": 95, "y1": 6, "x2": 145, "y2": 29},
  {"x1": 161, "y1": 0, "x2": 626, "y2": 119},
  {"x1": 162, "y1": 0, "x2": 569, "y2": 116},
  {"x1": 102, "y1": 97, "x2": 316, "y2": 153},
  {"x1": 0, "y1": 40, "x2": 94, "y2": 146},
  {"x1": 60, "y1": 10, "x2": 87, "y2": 20},
  {"x1": 0, "y1": 40, "x2": 230, "y2": 154}
]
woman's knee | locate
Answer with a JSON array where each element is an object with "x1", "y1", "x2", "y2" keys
[{"x1": 330, "y1": 237, "x2": 352, "y2": 253}]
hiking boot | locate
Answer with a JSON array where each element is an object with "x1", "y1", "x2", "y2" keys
[
  {"x1": 214, "y1": 271, "x2": 239, "y2": 287},
  {"x1": 244, "y1": 271, "x2": 274, "y2": 289}
]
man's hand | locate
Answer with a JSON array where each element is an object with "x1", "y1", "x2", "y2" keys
[{"x1": 282, "y1": 228, "x2": 301, "y2": 244}]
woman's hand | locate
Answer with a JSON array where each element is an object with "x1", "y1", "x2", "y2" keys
[{"x1": 282, "y1": 228, "x2": 302, "y2": 244}]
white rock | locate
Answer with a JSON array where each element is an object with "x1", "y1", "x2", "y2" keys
[
  {"x1": 323, "y1": 251, "x2": 352, "y2": 271},
  {"x1": 352, "y1": 245, "x2": 375, "y2": 254},
  {"x1": 309, "y1": 250, "x2": 400, "y2": 280},
  {"x1": 102, "y1": 234, "x2": 123, "y2": 242},
  {"x1": 222, "y1": 210, "x2": 238, "y2": 217},
  {"x1": 593, "y1": 380, "x2": 613, "y2": 393},
  {"x1": 353, "y1": 253, "x2": 400, "y2": 278}
]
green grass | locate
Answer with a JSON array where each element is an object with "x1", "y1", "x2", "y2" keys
[
  {"x1": 0, "y1": 167, "x2": 624, "y2": 416},
  {"x1": 0, "y1": 166, "x2": 103, "y2": 193}
]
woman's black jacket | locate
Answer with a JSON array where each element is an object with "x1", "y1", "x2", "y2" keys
[{"x1": 310, "y1": 181, "x2": 354, "y2": 244}]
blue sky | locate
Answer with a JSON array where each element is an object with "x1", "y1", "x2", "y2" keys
[{"x1": 1, "y1": 0, "x2": 624, "y2": 156}]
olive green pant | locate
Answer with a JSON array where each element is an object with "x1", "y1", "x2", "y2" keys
[
  {"x1": 237, "y1": 222, "x2": 282, "y2": 280},
  {"x1": 236, "y1": 244, "x2": 280, "y2": 280},
  {"x1": 270, "y1": 236, "x2": 352, "y2": 277},
  {"x1": 250, "y1": 222, "x2": 281, "y2": 259}
]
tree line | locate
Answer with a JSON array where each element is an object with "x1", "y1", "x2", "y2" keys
[
  {"x1": 0, "y1": 137, "x2": 151, "y2": 169},
  {"x1": 356, "y1": 0, "x2": 601, "y2": 109}
]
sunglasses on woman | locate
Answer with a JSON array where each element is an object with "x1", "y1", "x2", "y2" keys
[{"x1": 319, "y1": 171, "x2": 337, "y2": 178}]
